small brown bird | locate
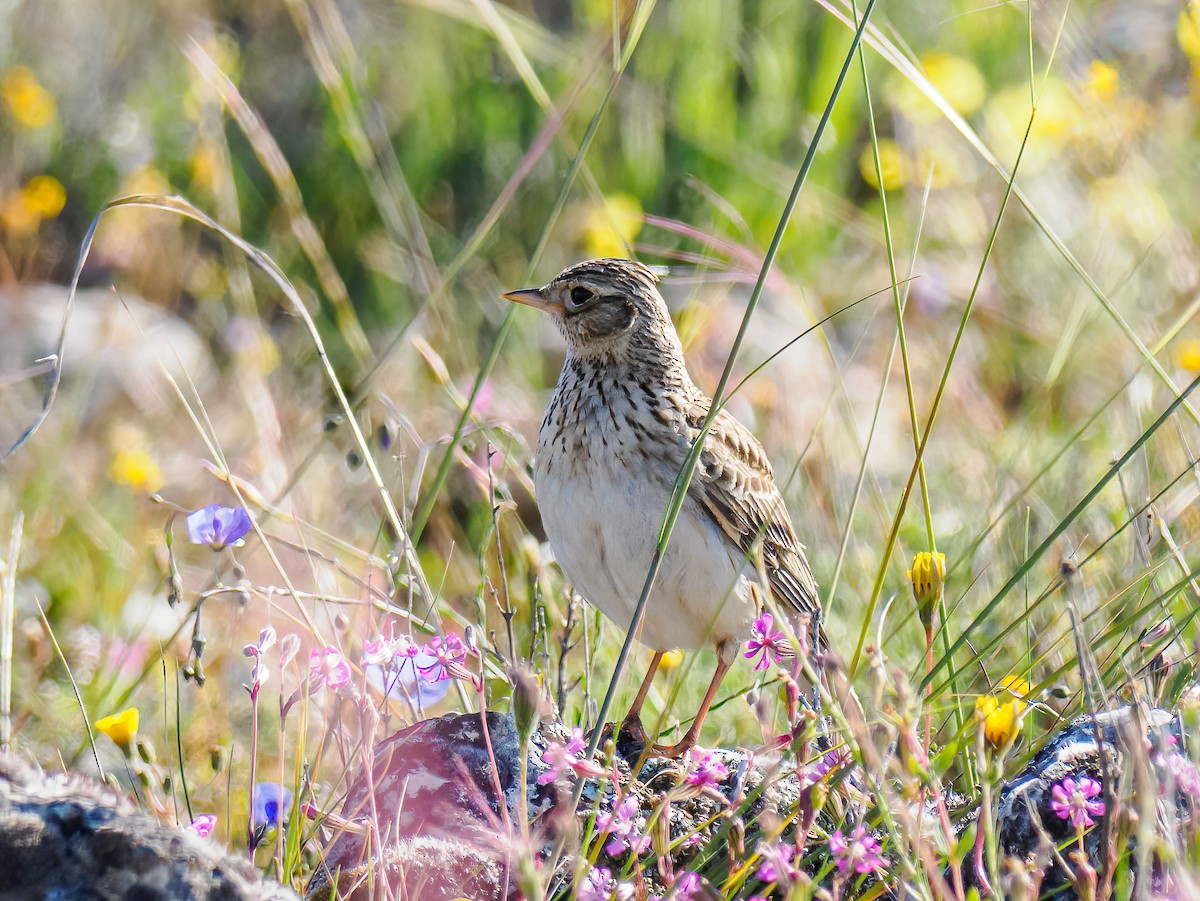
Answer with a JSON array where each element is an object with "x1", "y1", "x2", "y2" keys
[{"x1": 505, "y1": 259, "x2": 820, "y2": 755}]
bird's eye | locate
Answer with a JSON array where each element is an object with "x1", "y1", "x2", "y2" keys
[{"x1": 569, "y1": 286, "x2": 594, "y2": 306}]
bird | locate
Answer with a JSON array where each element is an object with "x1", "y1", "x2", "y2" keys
[{"x1": 504, "y1": 258, "x2": 821, "y2": 756}]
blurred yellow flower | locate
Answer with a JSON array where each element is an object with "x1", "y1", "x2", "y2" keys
[
  {"x1": 0, "y1": 175, "x2": 66, "y2": 238},
  {"x1": 189, "y1": 146, "x2": 220, "y2": 192},
  {"x1": 23, "y1": 175, "x2": 66, "y2": 218},
  {"x1": 582, "y1": 194, "x2": 643, "y2": 259},
  {"x1": 1084, "y1": 61, "x2": 1119, "y2": 102},
  {"x1": 1180, "y1": 2, "x2": 1200, "y2": 63},
  {"x1": 659, "y1": 649, "x2": 684, "y2": 670},
  {"x1": 921, "y1": 52, "x2": 986, "y2": 116},
  {"x1": 859, "y1": 139, "x2": 905, "y2": 191},
  {"x1": 975, "y1": 675, "x2": 1029, "y2": 749},
  {"x1": 0, "y1": 66, "x2": 56, "y2": 129},
  {"x1": 110, "y1": 449, "x2": 163, "y2": 493},
  {"x1": 96, "y1": 707, "x2": 139, "y2": 752},
  {"x1": 1176, "y1": 339, "x2": 1200, "y2": 372}
]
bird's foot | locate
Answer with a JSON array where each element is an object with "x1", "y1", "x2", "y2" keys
[
  {"x1": 614, "y1": 711, "x2": 649, "y2": 759},
  {"x1": 649, "y1": 732, "x2": 697, "y2": 759}
]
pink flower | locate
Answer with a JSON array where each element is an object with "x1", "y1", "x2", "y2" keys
[
  {"x1": 418, "y1": 634, "x2": 469, "y2": 682},
  {"x1": 756, "y1": 838, "x2": 800, "y2": 884},
  {"x1": 1164, "y1": 752, "x2": 1200, "y2": 800},
  {"x1": 744, "y1": 612, "x2": 790, "y2": 672},
  {"x1": 538, "y1": 728, "x2": 606, "y2": 785},
  {"x1": 830, "y1": 825, "x2": 888, "y2": 876},
  {"x1": 684, "y1": 748, "x2": 729, "y2": 789},
  {"x1": 595, "y1": 795, "x2": 650, "y2": 857},
  {"x1": 672, "y1": 872, "x2": 703, "y2": 899},
  {"x1": 187, "y1": 814, "x2": 217, "y2": 837},
  {"x1": 576, "y1": 865, "x2": 634, "y2": 901},
  {"x1": 242, "y1": 627, "x2": 276, "y2": 701},
  {"x1": 309, "y1": 647, "x2": 352, "y2": 690},
  {"x1": 1050, "y1": 776, "x2": 1105, "y2": 829}
]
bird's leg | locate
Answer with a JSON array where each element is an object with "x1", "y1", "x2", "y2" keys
[
  {"x1": 652, "y1": 657, "x2": 732, "y2": 758},
  {"x1": 626, "y1": 650, "x2": 664, "y2": 721},
  {"x1": 617, "y1": 650, "x2": 664, "y2": 750}
]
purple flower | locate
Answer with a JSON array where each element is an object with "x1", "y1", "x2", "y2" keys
[
  {"x1": 187, "y1": 813, "x2": 217, "y2": 837},
  {"x1": 830, "y1": 825, "x2": 888, "y2": 876},
  {"x1": 577, "y1": 865, "x2": 634, "y2": 901},
  {"x1": 1050, "y1": 776, "x2": 1105, "y2": 829},
  {"x1": 756, "y1": 838, "x2": 800, "y2": 884},
  {"x1": 801, "y1": 746, "x2": 852, "y2": 790},
  {"x1": 186, "y1": 504, "x2": 252, "y2": 550},
  {"x1": 537, "y1": 727, "x2": 606, "y2": 785},
  {"x1": 251, "y1": 782, "x2": 293, "y2": 828},
  {"x1": 595, "y1": 795, "x2": 651, "y2": 857},
  {"x1": 744, "y1": 612, "x2": 791, "y2": 672},
  {"x1": 672, "y1": 872, "x2": 704, "y2": 899},
  {"x1": 684, "y1": 748, "x2": 729, "y2": 789},
  {"x1": 309, "y1": 647, "x2": 352, "y2": 690}
]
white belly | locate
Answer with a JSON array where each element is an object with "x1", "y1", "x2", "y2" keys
[{"x1": 534, "y1": 449, "x2": 758, "y2": 655}]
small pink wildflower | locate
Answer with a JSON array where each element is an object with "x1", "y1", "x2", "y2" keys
[
  {"x1": 1164, "y1": 752, "x2": 1200, "y2": 800},
  {"x1": 595, "y1": 795, "x2": 651, "y2": 857},
  {"x1": 829, "y1": 825, "x2": 888, "y2": 876},
  {"x1": 187, "y1": 814, "x2": 217, "y2": 837},
  {"x1": 756, "y1": 838, "x2": 800, "y2": 884},
  {"x1": 744, "y1": 612, "x2": 790, "y2": 672},
  {"x1": 309, "y1": 647, "x2": 352, "y2": 690},
  {"x1": 672, "y1": 872, "x2": 703, "y2": 899},
  {"x1": 537, "y1": 727, "x2": 606, "y2": 785},
  {"x1": 1050, "y1": 776, "x2": 1105, "y2": 829},
  {"x1": 418, "y1": 633, "x2": 470, "y2": 681},
  {"x1": 576, "y1": 865, "x2": 634, "y2": 901},
  {"x1": 684, "y1": 747, "x2": 729, "y2": 789},
  {"x1": 242, "y1": 627, "x2": 275, "y2": 701}
]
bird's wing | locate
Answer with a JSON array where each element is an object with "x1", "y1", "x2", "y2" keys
[{"x1": 685, "y1": 400, "x2": 822, "y2": 637}]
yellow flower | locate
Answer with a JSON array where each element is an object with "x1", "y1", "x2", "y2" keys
[
  {"x1": 921, "y1": 52, "x2": 986, "y2": 116},
  {"x1": 1084, "y1": 61, "x2": 1119, "y2": 102},
  {"x1": 1176, "y1": 339, "x2": 1200, "y2": 373},
  {"x1": 96, "y1": 707, "x2": 139, "y2": 752},
  {"x1": 975, "y1": 675, "x2": 1029, "y2": 749},
  {"x1": 859, "y1": 139, "x2": 905, "y2": 191},
  {"x1": 659, "y1": 649, "x2": 684, "y2": 671},
  {"x1": 110, "y1": 449, "x2": 164, "y2": 494},
  {"x1": 0, "y1": 66, "x2": 57, "y2": 129},
  {"x1": 908, "y1": 550, "x2": 946, "y2": 619},
  {"x1": 1180, "y1": 2, "x2": 1200, "y2": 64},
  {"x1": 22, "y1": 175, "x2": 66, "y2": 218},
  {"x1": 0, "y1": 175, "x2": 66, "y2": 238},
  {"x1": 581, "y1": 194, "x2": 643, "y2": 259}
]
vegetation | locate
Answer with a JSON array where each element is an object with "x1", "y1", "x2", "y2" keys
[{"x1": 3, "y1": 0, "x2": 1200, "y2": 896}]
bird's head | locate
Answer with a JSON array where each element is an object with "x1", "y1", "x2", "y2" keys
[{"x1": 503, "y1": 258, "x2": 677, "y2": 361}]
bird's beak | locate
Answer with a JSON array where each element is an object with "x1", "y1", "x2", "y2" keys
[{"x1": 502, "y1": 287, "x2": 560, "y2": 314}]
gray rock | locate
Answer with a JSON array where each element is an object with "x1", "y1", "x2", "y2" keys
[{"x1": 0, "y1": 754, "x2": 298, "y2": 900}]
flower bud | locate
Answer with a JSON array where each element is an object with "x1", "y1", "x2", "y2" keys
[
  {"x1": 508, "y1": 665, "x2": 544, "y2": 743},
  {"x1": 908, "y1": 551, "x2": 946, "y2": 628}
]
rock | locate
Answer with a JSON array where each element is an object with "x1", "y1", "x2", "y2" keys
[
  {"x1": 309, "y1": 705, "x2": 1193, "y2": 900},
  {"x1": 305, "y1": 711, "x2": 561, "y2": 901},
  {"x1": 963, "y1": 705, "x2": 1182, "y2": 896},
  {"x1": 0, "y1": 753, "x2": 297, "y2": 900}
]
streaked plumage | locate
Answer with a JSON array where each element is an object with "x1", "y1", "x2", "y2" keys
[{"x1": 506, "y1": 258, "x2": 820, "y2": 752}]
